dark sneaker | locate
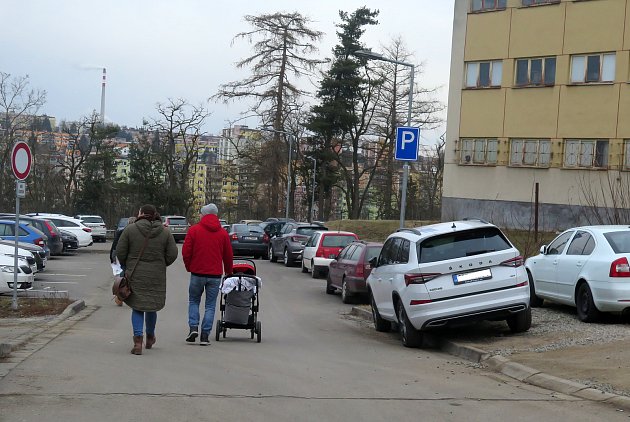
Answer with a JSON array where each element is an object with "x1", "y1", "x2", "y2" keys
[
  {"x1": 200, "y1": 332, "x2": 210, "y2": 346},
  {"x1": 186, "y1": 329, "x2": 198, "y2": 343}
]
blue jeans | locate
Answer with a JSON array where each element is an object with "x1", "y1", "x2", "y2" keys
[
  {"x1": 188, "y1": 275, "x2": 221, "y2": 334},
  {"x1": 131, "y1": 310, "x2": 157, "y2": 337}
]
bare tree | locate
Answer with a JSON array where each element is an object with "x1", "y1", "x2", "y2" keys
[{"x1": 215, "y1": 12, "x2": 323, "y2": 217}]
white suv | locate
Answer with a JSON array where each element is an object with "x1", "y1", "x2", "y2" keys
[
  {"x1": 367, "y1": 220, "x2": 530, "y2": 348},
  {"x1": 75, "y1": 215, "x2": 107, "y2": 242}
]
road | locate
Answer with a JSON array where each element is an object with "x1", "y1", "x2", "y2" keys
[{"x1": 0, "y1": 243, "x2": 627, "y2": 421}]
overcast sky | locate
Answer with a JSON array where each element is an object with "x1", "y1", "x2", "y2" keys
[{"x1": 3, "y1": 0, "x2": 455, "y2": 143}]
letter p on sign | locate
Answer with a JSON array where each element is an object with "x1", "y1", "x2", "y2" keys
[{"x1": 395, "y1": 127, "x2": 420, "y2": 161}]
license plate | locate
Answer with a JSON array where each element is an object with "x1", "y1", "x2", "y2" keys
[
  {"x1": 452, "y1": 268, "x2": 492, "y2": 285},
  {"x1": 244, "y1": 236, "x2": 257, "y2": 241}
]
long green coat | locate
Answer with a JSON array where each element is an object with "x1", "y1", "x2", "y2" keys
[{"x1": 116, "y1": 218, "x2": 178, "y2": 312}]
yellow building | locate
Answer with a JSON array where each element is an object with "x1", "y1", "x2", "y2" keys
[{"x1": 443, "y1": 0, "x2": 630, "y2": 230}]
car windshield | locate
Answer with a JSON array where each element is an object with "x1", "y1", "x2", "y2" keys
[
  {"x1": 417, "y1": 227, "x2": 512, "y2": 264},
  {"x1": 604, "y1": 231, "x2": 630, "y2": 253},
  {"x1": 366, "y1": 246, "x2": 382, "y2": 261},
  {"x1": 297, "y1": 227, "x2": 326, "y2": 236},
  {"x1": 167, "y1": 218, "x2": 187, "y2": 225},
  {"x1": 322, "y1": 235, "x2": 356, "y2": 247},
  {"x1": 233, "y1": 224, "x2": 262, "y2": 234},
  {"x1": 81, "y1": 217, "x2": 104, "y2": 224}
]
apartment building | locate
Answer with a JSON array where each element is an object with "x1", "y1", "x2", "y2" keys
[{"x1": 443, "y1": 0, "x2": 630, "y2": 230}]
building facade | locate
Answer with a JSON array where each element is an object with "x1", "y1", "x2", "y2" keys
[{"x1": 443, "y1": 0, "x2": 630, "y2": 230}]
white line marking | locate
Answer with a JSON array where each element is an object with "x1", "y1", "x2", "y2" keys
[
  {"x1": 38, "y1": 274, "x2": 86, "y2": 277},
  {"x1": 39, "y1": 281, "x2": 79, "y2": 285}
]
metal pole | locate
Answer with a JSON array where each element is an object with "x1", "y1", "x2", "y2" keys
[
  {"x1": 310, "y1": 157, "x2": 317, "y2": 223},
  {"x1": 285, "y1": 135, "x2": 292, "y2": 221},
  {"x1": 399, "y1": 64, "x2": 414, "y2": 229},
  {"x1": 12, "y1": 180, "x2": 19, "y2": 310}
]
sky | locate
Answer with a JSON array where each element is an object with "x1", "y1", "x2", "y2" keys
[{"x1": 3, "y1": 0, "x2": 455, "y2": 144}]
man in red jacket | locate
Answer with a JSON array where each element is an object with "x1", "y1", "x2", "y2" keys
[{"x1": 182, "y1": 203, "x2": 233, "y2": 345}]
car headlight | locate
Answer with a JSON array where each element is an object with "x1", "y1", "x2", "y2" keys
[{"x1": 0, "y1": 265, "x2": 15, "y2": 273}]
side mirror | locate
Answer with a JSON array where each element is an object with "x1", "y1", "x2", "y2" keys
[
  {"x1": 540, "y1": 245, "x2": 547, "y2": 255},
  {"x1": 369, "y1": 256, "x2": 378, "y2": 268}
]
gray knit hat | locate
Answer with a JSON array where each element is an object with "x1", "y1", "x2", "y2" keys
[{"x1": 200, "y1": 203, "x2": 218, "y2": 216}]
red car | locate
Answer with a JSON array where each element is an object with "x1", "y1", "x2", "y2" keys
[{"x1": 326, "y1": 241, "x2": 383, "y2": 304}]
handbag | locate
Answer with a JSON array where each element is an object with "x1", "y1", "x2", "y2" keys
[{"x1": 112, "y1": 230, "x2": 150, "y2": 301}]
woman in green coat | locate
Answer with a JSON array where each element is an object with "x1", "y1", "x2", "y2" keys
[{"x1": 117, "y1": 204, "x2": 178, "y2": 355}]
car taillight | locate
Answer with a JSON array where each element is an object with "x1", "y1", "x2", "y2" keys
[
  {"x1": 262, "y1": 233, "x2": 270, "y2": 243},
  {"x1": 290, "y1": 236, "x2": 302, "y2": 243},
  {"x1": 315, "y1": 247, "x2": 326, "y2": 258},
  {"x1": 610, "y1": 257, "x2": 630, "y2": 277},
  {"x1": 82, "y1": 227, "x2": 92, "y2": 233},
  {"x1": 355, "y1": 264, "x2": 365, "y2": 278},
  {"x1": 231, "y1": 234, "x2": 238, "y2": 240},
  {"x1": 44, "y1": 221, "x2": 58, "y2": 238},
  {"x1": 410, "y1": 299, "x2": 432, "y2": 305},
  {"x1": 500, "y1": 256, "x2": 523, "y2": 267},
  {"x1": 404, "y1": 273, "x2": 440, "y2": 286},
  {"x1": 35, "y1": 237, "x2": 45, "y2": 247}
]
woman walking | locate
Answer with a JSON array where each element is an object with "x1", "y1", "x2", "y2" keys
[{"x1": 117, "y1": 204, "x2": 178, "y2": 355}]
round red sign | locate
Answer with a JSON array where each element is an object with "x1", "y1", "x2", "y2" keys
[{"x1": 11, "y1": 142, "x2": 32, "y2": 180}]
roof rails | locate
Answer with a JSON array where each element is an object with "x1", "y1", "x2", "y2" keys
[
  {"x1": 396, "y1": 228, "x2": 422, "y2": 236},
  {"x1": 462, "y1": 217, "x2": 489, "y2": 224}
]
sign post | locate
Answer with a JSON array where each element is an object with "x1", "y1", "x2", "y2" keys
[
  {"x1": 11, "y1": 142, "x2": 32, "y2": 311},
  {"x1": 395, "y1": 126, "x2": 420, "y2": 229}
]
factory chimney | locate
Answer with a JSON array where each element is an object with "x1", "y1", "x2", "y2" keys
[{"x1": 100, "y1": 68, "x2": 106, "y2": 124}]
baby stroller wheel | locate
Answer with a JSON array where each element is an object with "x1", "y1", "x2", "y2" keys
[
  {"x1": 215, "y1": 321, "x2": 221, "y2": 341},
  {"x1": 256, "y1": 321, "x2": 262, "y2": 343},
  {"x1": 250, "y1": 327, "x2": 255, "y2": 339}
]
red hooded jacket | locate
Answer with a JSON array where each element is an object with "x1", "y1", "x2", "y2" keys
[{"x1": 182, "y1": 214, "x2": 233, "y2": 276}]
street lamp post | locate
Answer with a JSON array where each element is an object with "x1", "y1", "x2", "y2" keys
[
  {"x1": 259, "y1": 127, "x2": 294, "y2": 220},
  {"x1": 354, "y1": 49, "x2": 414, "y2": 229},
  {"x1": 308, "y1": 156, "x2": 317, "y2": 223}
]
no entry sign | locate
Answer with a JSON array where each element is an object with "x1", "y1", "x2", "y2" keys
[{"x1": 11, "y1": 142, "x2": 32, "y2": 180}]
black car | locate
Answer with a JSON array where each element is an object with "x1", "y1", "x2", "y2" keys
[
  {"x1": 229, "y1": 224, "x2": 268, "y2": 259},
  {"x1": 0, "y1": 214, "x2": 64, "y2": 256},
  {"x1": 59, "y1": 229, "x2": 79, "y2": 252},
  {"x1": 0, "y1": 239, "x2": 46, "y2": 272}
]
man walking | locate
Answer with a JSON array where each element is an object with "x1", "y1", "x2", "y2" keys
[{"x1": 182, "y1": 203, "x2": 233, "y2": 345}]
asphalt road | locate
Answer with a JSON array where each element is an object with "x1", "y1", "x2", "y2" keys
[{"x1": 1, "y1": 243, "x2": 628, "y2": 421}]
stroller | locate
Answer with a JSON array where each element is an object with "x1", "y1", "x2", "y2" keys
[{"x1": 215, "y1": 259, "x2": 262, "y2": 343}]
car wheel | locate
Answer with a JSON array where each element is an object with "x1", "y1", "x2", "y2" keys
[
  {"x1": 507, "y1": 307, "x2": 532, "y2": 333},
  {"x1": 341, "y1": 278, "x2": 352, "y2": 304},
  {"x1": 253, "y1": 254, "x2": 259, "y2": 260},
  {"x1": 397, "y1": 300, "x2": 423, "y2": 348},
  {"x1": 370, "y1": 291, "x2": 390, "y2": 332},
  {"x1": 576, "y1": 282, "x2": 601, "y2": 322},
  {"x1": 301, "y1": 259, "x2": 308, "y2": 273},
  {"x1": 326, "y1": 273, "x2": 335, "y2": 295},
  {"x1": 528, "y1": 271, "x2": 544, "y2": 307},
  {"x1": 269, "y1": 245, "x2": 277, "y2": 262},
  {"x1": 311, "y1": 261, "x2": 319, "y2": 279},
  {"x1": 284, "y1": 249, "x2": 291, "y2": 267}
]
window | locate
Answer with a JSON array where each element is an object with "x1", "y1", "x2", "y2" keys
[
  {"x1": 604, "y1": 231, "x2": 630, "y2": 253},
  {"x1": 546, "y1": 231, "x2": 573, "y2": 255},
  {"x1": 349, "y1": 245, "x2": 363, "y2": 261},
  {"x1": 322, "y1": 234, "x2": 356, "y2": 248},
  {"x1": 570, "y1": 53, "x2": 615, "y2": 83},
  {"x1": 509, "y1": 139, "x2": 551, "y2": 167},
  {"x1": 515, "y1": 57, "x2": 556, "y2": 86},
  {"x1": 564, "y1": 139, "x2": 609, "y2": 168},
  {"x1": 522, "y1": 0, "x2": 560, "y2": 5},
  {"x1": 417, "y1": 227, "x2": 511, "y2": 264},
  {"x1": 471, "y1": 0, "x2": 506, "y2": 12},
  {"x1": 465, "y1": 60, "x2": 503, "y2": 88},
  {"x1": 378, "y1": 238, "x2": 401, "y2": 267},
  {"x1": 566, "y1": 231, "x2": 595, "y2": 255},
  {"x1": 459, "y1": 138, "x2": 499, "y2": 165}
]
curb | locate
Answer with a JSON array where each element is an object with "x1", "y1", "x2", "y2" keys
[
  {"x1": 0, "y1": 299, "x2": 85, "y2": 359},
  {"x1": 350, "y1": 306, "x2": 630, "y2": 412}
]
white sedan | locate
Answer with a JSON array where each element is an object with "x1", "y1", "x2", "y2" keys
[
  {"x1": 526, "y1": 225, "x2": 630, "y2": 322},
  {"x1": 28, "y1": 215, "x2": 93, "y2": 248},
  {"x1": 0, "y1": 254, "x2": 34, "y2": 293}
]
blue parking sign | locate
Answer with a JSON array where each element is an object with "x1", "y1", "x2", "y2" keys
[{"x1": 395, "y1": 127, "x2": 420, "y2": 161}]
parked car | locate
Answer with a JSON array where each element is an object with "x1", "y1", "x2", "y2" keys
[
  {"x1": 0, "y1": 214, "x2": 62, "y2": 256},
  {"x1": 75, "y1": 214, "x2": 107, "y2": 242},
  {"x1": 238, "y1": 219, "x2": 263, "y2": 225},
  {"x1": 229, "y1": 224, "x2": 268, "y2": 259},
  {"x1": 268, "y1": 222, "x2": 328, "y2": 266},
  {"x1": 0, "y1": 255, "x2": 34, "y2": 294},
  {"x1": 0, "y1": 239, "x2": 46, "y2": 272},
  {"x1": 161, "y1": 215, "x2": 188, "y2": 242},
  {"x1": 325, "y1": 241, "x2": 383, "y2": 303},
  {"x1": 0, "y1": 220, "x2": 48, "y2": 251},
  {"x1": 117, "y1": 217, "x2": 130, "y2": 231},
  {"x1": 301, "y1": 231, "x2": 359, "y2": 278},
  {"x1": 58, "y1": 229, "x2": 79, "y2": 253},
  {"x1": 26, "y1": 214, "x2": 93, "y2": 248},
  {"x1": 367, "y1": 220, "x2": 530, "y2": 348},
  {"x1": 526, "y1": 225, "x2": 630, "y2": 322},
  {"x1": 0, "y1": 243, "x2": 38, "y2": 274}
]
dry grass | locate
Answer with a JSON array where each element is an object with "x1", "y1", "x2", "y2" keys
[{"x1": 0, "y1": 296, "x2": 73, "y2": 318}]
